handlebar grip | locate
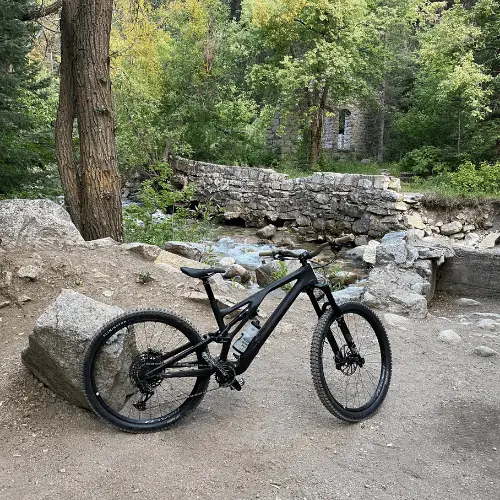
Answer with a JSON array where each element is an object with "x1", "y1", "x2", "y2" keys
[
  {"x1": 334, "y1": 234, "x2": 354, "y2": 245},
  {"x1": 258, "y1": 250, "x2": 274, "y2": 257}
]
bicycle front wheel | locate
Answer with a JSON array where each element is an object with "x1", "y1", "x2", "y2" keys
[
  {"x1": 310, "y1": 302, "x2": 392, "y2": 422},
  {"x1": 83, "y1": 309, "x2": 211, "y2": 433}
]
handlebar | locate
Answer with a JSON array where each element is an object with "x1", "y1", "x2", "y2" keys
[{"x1": 258, "y1": 234, "x2": 354, "y2": 260}]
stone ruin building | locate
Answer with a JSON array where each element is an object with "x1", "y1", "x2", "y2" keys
[{"x1": 266, "y1": 104, "x2": 379, "y2": 160}]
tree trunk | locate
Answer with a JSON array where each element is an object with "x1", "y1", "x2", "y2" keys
[
  {"x1": 55, "y1": 0, "x2": 81, "y2": 230},
  {"x1": 377, "y1": 79, "x2": 386, "y2": 163},
  {"x1": 73, "y1": 0, "x2": 122, "y2": 241},
  {"x1": 309, "y1": 84, "x2": 329, "y2": 166}
]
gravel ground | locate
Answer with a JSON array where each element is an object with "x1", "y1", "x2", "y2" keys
[{"x1": 0, "y1": 246, "x2": 499, "y2": 500}]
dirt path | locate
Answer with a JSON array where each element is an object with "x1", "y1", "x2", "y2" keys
[{"x1": 0, "y1": 247, "x2": 499, "y2": 499}]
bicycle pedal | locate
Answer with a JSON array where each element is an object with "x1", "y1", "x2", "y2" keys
[{"x1": 230, "y1": 377, "x2": 244, "y2": 391}]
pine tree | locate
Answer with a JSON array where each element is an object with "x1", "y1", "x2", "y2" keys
[{"x1": 0, "y1": 0, "x2": 48, "y2": 193}]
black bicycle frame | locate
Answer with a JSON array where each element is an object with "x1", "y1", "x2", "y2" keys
[{"x1": 149, "y1": 260, "x2": 351, "y2": 380}]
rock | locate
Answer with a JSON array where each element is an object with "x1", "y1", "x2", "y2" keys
[
  {"x1": 332, "y1": 286, "x2": 364, "y2": 303},
  {"x1": 402, "y1": 193, "x2": 424, "y2": 204},
  {"x1": 477, "y1": 319, "x2": 498, "y2": 331},
  {"x1": 404, "y1": 213, "x2": 426, "y2": 230},
  {"x1": 256, "y1": 224, "x2": 277, "y2": 240},
  {"x1": 219, "y1": 257, "x2": 236, "y2": 267},
  {"x1": 21, "y1": 289, "x2": 132, "y2": 409},
  {"x1": 473, "y1": 346, "x2": 498, "y2": 357},
  {"x1": 440, "y1": 221, "x2": 463, "y2": 236},
  {"x1": 330, "y1": 271, "x2": 358, "y2": 286},
  {"x1": 345, "y1": 245, "x2": 366, "y2": 261},
  {"x1": 437, "y1": 246, "x2": 500, "y2": 298},
  {"x1": 479, "y1": 233, "x2": 500, "y2": 249},
  {"x1": 384, "y1": 313, "x2": 409, "y2": 327},
  {"x1": 17, "y1": 265, "x2": 42, "y2": 281},
  {"x1": 224, "y1": 264, "x2": 251, "y2": 283},
  {"x1": 0, "y1": 300, "x2": 11, "y2": 309},
  {"x1": 18, "y1": 294, "x2": 32, "y2": 303},
  {"x1": 455, "y1": 298, "x2": 481, "y2": 307},
  {"x1": 1, "y1": 271, "x2": 13, "y2": 287},
  {"x1": 376, "y1": 242, "x2": 417, "y2": 267},
  {"x1": 255, "y1": 262, "x2": 278, "y2": 288},
  {"x1": 362, "y1": 240, "x2": 380, "y2": 265},
  {"x1": 354, "y1": 235, "x2": 368, "y2": 246},
  {"x1": 156, "y1": 263, "x2": 182, "y2": 274},
  {"x1": 0, "y1": 199, "x2": 85, "y2": 249},
  {"x1": 121, "y1": 242, "x2": 162, "y2": 261},
  {"x1": 164, "y1": 241, "x2": 205, "y2": 261},
  {"x1": 463, "y1": 233, "x2": 480, "y2": 247},
  {"x1": 155, "y1": 250, "x2": 210, "y2": 271},
  {"x1": 362, "y1": 265, "x2": 429, "y2": 318},
  {"x1": 438, "y1": 330, "x2": 462, "y2": 344},
  {"x1": 86, "y1": 237, "x2": 118, "y2": 249},
  {"x1": 180, "y1": 290, "x2": 236, "y2": 310},
  {"x1": 393, "y1": 202, "x2": 409, "y2": 211}
]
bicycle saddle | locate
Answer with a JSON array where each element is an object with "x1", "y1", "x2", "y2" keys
[{"x1": 180, "y1": 267, "x2": 226, "y2": 279}]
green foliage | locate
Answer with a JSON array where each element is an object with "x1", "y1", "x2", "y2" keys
[
  {"x1": 246, "y1": 0, "x2": 371, "y2": 164},
  {"x1": 406, "y1": 160, "x2": 500, "y2": 198},
  {"x1": 137, "y1": 271, "x2": 155, "y2": 284},
  {"x1": 439, "y1": 161, "x2": 500, "y2": 197},
  {"x1": 400, "y1": 146, "x2": 449, "y2": 176},
  {"x1": 123, "y1": 163, "x2": 219, "y2": 246},
  {"x1": 156, "y1": 0, "x2": 275, "y2": 166},
  {"x1": 0, "y1": 0, "x2": 56, "y2": 195},
  {"x1": 388, "y1": 1, "x2": 498, "y2": 165},
  {"x1": 271, "y1": 261, "x2": 293, "y2": 293}
]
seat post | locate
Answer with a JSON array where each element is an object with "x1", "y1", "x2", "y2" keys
[{"x1": 202, "y1": 278, "x2": 225, "y2": 330}]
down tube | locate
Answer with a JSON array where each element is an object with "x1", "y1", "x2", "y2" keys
[{"x1": 235, "y1": 275, "x2": 315, "y2": 375}]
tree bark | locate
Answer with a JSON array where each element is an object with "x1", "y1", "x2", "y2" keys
[
  {"x1": 21, "y1": 0, "x2": 62, "y2": 21},
  {"x1": 72, "y1": 0, "x2": 122, "y2": 241},
  {"x1": 377, "y1": 79, "x2": 386, "y2": 163},
  {"x1": 309, "y1": 84, "x2": 329, "y2": 166},
  {"x1": 55, "y1": 0, "x2": 81, "y2": 230}
]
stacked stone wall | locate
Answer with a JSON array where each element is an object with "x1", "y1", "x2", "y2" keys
[{"x1": 171, "y1": 157, "x2": 409, "y2": 238}]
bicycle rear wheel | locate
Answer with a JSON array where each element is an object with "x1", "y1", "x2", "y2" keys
[
  {"x1": 310, "y1": 302, "x2": 392, "y2": 422},
  {"x1": 83, "y1": 309, "x2": 211, "y2": 433}
]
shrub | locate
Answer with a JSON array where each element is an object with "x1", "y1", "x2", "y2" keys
[
  {"x1": 123, "y1": 163, "x2": 220, "y2": 246},
  {"x1": 400, "y1": 146, "x2": 449, "y2": 176},
  {"x1": 440, "y1": 160, "x2": 500, "y2": 196}
]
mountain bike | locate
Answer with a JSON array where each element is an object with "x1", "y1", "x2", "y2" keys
[{"x1": 82, "y1": 235, "x2": 392, "y2": 433}]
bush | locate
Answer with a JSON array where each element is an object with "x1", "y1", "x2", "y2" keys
[
  {"x1": 123, "y1": 163, "x2": 220, "y2": 246},
  {"x1": 400, "y1": 146, "x2": 449, "y2": 176},
  {"x1": 440, "y1": 161, "x2": 500, "y2": 196}
]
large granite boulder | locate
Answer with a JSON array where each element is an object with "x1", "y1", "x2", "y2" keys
[
  {"x1": 164, "y1": 241, "x2": 206, "y2": 261},
  {"x1": 22, "y1": 289, "x2": 135, "y2": 409},
  {"x1": 361, "y1": 231, "x2": 455, "y2": 318},
  {"x1": 0, "y1": 199, "x2": 84, "y2": 249}
]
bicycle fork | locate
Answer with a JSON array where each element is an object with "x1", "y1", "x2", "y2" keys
[{"x1": 308, "y1": 285, "x2": 364, "y2": 369}]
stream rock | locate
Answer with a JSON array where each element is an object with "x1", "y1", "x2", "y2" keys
[
  {"x1": 21, "y1": 289, "x2": 133, "y2": 410},
  {"x1": 256, "y1": 224, "x2": 277, "y2": 240},
  {"x1": 224, "y1": 264, "x2": 251, "y2": 283}
]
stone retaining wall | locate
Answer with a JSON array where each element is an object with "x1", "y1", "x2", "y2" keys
[
  {"x1": 437, "y1": 247, "x2": 500, "y2": 298},
  {"x1": 171, "y1": 157, "x2": 414, "y2": 238}
]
